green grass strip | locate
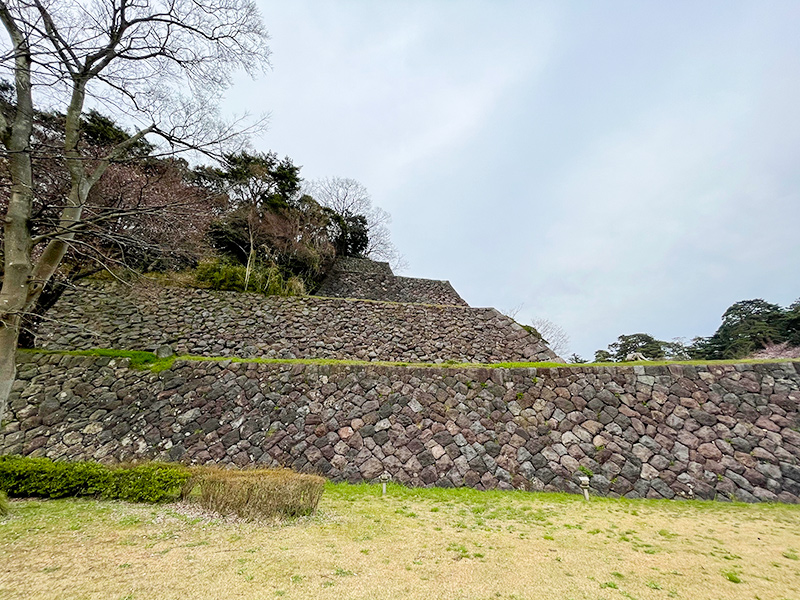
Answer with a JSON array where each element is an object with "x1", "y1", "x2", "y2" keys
[
  {"x1": 324, "y1": 481, "x2": 800, "y2": 513},
  {"x1": 18, "y1": 347, "x2": 800, "y2": 373},
  {"x1": 18, "y1": 348, "x2": 173, "y2": 372}
]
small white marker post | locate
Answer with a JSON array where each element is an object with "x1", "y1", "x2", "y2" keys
[
  {"x1": 680, "y1": 483, "x2": 695, "y2": 500},
  {"x1": 379, "y1": 472, "x2": 391, "y2": 496},
  {"x1": 578, "y1": 475, "x2": 590, "y2": 501}
]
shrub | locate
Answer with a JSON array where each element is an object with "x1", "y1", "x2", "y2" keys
[
  {"x1": 195, "y1": 258, "x2": 248, "y2": 291},
  {"x1": 0, "y1": 456, "x2": 111, "y2": 498},
  {"x1": 195, "y1": 259, "x2": 306, "y2": 296},
  {"x1": 284, "y1": 275, "x2": 306, "y2": 296},
  {"x1": 0, "y1": 456, "x2": 189, "y2": 503},
  {"x1": 106, "y1": 463, "x2": 191, "y2": 503},
  {"x1": 185, "y1": 467, "x2": 325, "y2": 520},
  {"x1": 0, "y1": 457, "x2": 324, "y2": 515}
]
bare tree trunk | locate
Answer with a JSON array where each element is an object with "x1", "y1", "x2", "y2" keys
[
  {"x1": 0, "y1": 4, "x2": 34, "y2": 426},
  {"x1": 0, "y1": 315, "x2": 21, "y2": 425},
  {"x1": 30, "y1": 84, "x2": 90, "y2": 286},
  {"x1": 244, "y1": 220, "x2": 255, "y2": 292},
  {"x1": 245, "y1": 249, "x2": 256, "y2": 291},
  {"x1": 0, "y1": 162, "x2": 34, "y2": 426}
]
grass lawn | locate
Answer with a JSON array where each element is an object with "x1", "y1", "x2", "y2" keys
[{"x1": 1, "y1": 484, "x2": 799, "y2": 600}]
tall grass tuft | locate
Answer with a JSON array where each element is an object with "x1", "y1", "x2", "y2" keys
[
  {"x1": 185, "y1": 467, "x2": 325, "y2": 520},
  {"x1": 195, "y1": 259, "x2": 306, "y2": 296},
  {"x1": 0, "y1": 490, "x2": 8, "y2": 517}
]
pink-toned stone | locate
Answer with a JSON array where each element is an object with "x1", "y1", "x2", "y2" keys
[
  {"x1": 755, "y1": 416, "x2": 780, "y2": 432},
  {"x1": 697, "y1": 443, "x2": 722, "y2": 461}
]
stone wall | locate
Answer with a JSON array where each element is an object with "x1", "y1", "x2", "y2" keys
[
  {"x1": 323, "y1": 257, "x2": 394, "y2": 276},
  {"x1": 316, "y1": 258, "x2": 467, "y2": 306},
  {"x1": 5, "y1": 353, "x2": 800, "y2": 503},
  {"x1": 37, "y1": 283, "x2": 558, "y2": 363}
]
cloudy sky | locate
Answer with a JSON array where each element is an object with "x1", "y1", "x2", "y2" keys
[{"x1": 223, "y1": 1, "x2": 800, "y2": 360}]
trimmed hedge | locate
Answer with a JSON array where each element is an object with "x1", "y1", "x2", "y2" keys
[{"x1": 0, "y1": 456, "x2": 190, "y2": 503}]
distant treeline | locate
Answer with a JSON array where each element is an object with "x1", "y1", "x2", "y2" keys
[{"x1": 584, "y1": 298, "x2": 800, "y2": 363}]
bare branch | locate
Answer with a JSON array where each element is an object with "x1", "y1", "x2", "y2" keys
[
  {"x1": 87, "y1": 123, "x2": 155, "y2": 186},
  {"x1": 530, "y1": 318, "x2": 570, "y2": 357},
  {"x1": 29, "y1": 202, "x2": 179, "y2": 244},
  {"x1": 303, "y1": 176, "x2": 405, "y2": 270},
  {"x1": 32, "y1": 0, "x2": 80, "y2": 76}
]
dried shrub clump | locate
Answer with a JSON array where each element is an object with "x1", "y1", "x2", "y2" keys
[{"x1": 185, "y1": 467, "x2": 325, "y2": 520}]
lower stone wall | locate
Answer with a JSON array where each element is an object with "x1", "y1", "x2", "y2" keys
[{"x1": 4, "y1": 353, "x2": 800, "y2": 502}]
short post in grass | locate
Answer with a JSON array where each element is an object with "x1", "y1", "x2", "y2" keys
[
  {"x1": 578, "y1": 475, "x2": 590, "y2": 501},
  {"x1": 679, "y1": 483, "x2": 695, "y2": 500},
  {"x1": 379, "y1": 472, "x2": 391, "y2": 496}
]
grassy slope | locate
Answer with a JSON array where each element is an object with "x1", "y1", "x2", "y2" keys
[{"x1": 1, "y1": 485, "x2": 799, "y2": 600}]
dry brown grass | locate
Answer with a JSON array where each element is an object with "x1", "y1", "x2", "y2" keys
[
  {"x1": 184, "y1": 467, "x2": 325, "y2": 520},
  {"x1": 1, "y1": 484, "x2": 799, "y2": 600}
]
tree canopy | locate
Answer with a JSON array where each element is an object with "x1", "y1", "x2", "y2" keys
[
  {"x1": 593, "y1": 297, "x2": 800, "y2": 362},
  {"x1": 608, "y1": 333, "x2": 667, "y2": 361},
  {"x1": 0, "y1": 0, "x2": 270, "y2": 422},
  {"x1": 303, "y1": 177, "x2": 405, "y2": 271},
  {"x1": 194, "y1": 152, "x2": 389, "y2": 294},
  {"x1": 689, "y1": 298, "x2": 800, "y2": 359},
  {"x1": 595, "y1": 333, "x2": 688, "y2": 362}
]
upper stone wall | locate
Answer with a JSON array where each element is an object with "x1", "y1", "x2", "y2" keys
[
  {"x1": 37, "y1": 282, "x2": 559, "y2": 363},
  {"x1": 325, "y1": 257, "x2": 393, "y2": 276},
  {"x1": 316, "y1": 258, "x2": 467, "y2": 306}
]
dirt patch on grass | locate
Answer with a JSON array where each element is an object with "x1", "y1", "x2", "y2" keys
[{"x1": 1, "y1": 487, "x2": 799, "y2": 599}]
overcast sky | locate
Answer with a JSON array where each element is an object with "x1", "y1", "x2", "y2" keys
[{"x1": 223, "y1": 1, "x2": 800, "y2": 360}]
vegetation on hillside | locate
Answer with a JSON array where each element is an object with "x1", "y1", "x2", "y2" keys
[
  {"x1": 0, "y1": 0, "x2": 277, "y2": 424},
  {"x1": 690, "y1": 298, "x2": 800, "y2": 359},
  {"x1": 1, "y1": 106, "x2": 400, "y2": 345},
  {"x1": 589, "y1": 297, "x2": 800, "y2": 362}
]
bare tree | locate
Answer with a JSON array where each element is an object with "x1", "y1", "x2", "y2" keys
[
  {"x1": 303, "y1": 176, "x2": 407, "y2": 272},
  {"x1": 501, "y1": 302, "x2": 524, "y2": 320},
  {"x1": 0, "y1": 0, "x2": 270, "y2": 423},
  {"x1": 4, "y1": 150, "x2": 222, "y2": 348},
  {"x1": 530, "y1": 317, "x2": 570, "y2": 358}
]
